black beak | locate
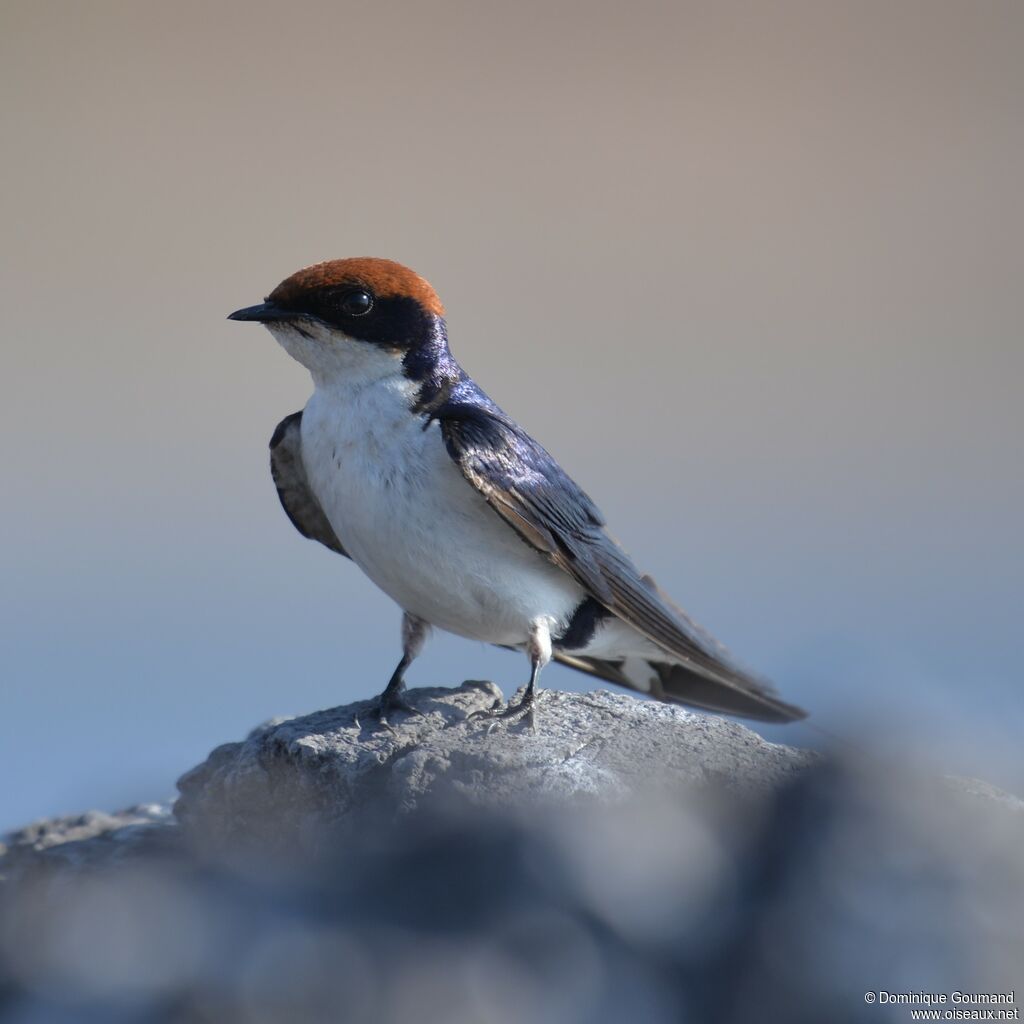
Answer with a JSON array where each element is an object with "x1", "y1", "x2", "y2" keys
[{"x1": 227, "y1": 302, "x2": 294, "y2": 323}]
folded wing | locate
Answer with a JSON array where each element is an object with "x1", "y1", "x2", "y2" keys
[
  {"x1": 269, "y1": 411, "x2": 349, "y2": 558},
  {"x1": 439, "y1": 402, "x2": 806, "y2": 723}
]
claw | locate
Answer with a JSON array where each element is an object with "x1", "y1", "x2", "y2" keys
[
  {"x1": 467, "y1": 697, "x2": 504, "y2": 721},
  {"x1": 372, "y1": 691, "x2": 420, "y2": 730},
  {"x1": 470, "y1": 691, "x2": 538, "y2": 733}
]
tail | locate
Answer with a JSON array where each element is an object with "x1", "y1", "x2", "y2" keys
[{"x1": 552, "y1": 651, "x2": 807, "y2": 724}]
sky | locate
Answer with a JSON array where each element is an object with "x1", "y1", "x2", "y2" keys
[{"x1": 2, "y1": 0, "x2": 1022, "y2": 831}]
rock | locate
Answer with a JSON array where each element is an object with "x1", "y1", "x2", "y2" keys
[
  {"x1": 173, "y1": 683, "x2": 818, "y2": 852},
  {"x1": 2, "y1": 684, "x2": 1022, "y2": 1024},
  {"x1": 0, "y1": 805, "x2": 176, "y2": 879}
]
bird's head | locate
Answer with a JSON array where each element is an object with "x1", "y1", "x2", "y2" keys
[{"x1": 229, "y1": 258, "x2": 448, "y2": 384}]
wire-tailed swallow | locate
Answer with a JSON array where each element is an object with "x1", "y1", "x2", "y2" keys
[{"x1": 229, "y1": 258, "x2": 806, "y2": 728}]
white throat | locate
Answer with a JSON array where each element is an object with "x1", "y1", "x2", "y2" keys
[{"x1": 266, "y1": 320, "x2": 405, "y2": 392}]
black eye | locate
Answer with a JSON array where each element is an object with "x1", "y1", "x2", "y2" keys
[{"x1": 340, "y1": 289, "x2": 373, "y2": 316}]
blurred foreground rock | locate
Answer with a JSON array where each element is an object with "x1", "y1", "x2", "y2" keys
[{"x1": 2, "y1": 685, "x2": 1022, "y2": 1024}]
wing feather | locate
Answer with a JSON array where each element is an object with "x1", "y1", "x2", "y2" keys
[
  {"x1": 439, "y1": 403, "x2": 805, "y2": 721},
  {"x1": 269, "y1": 411, "x2": 349, "y2": 558},
  {"x1": 552, "y1": 652, "x2": 805, "y2": 723}
]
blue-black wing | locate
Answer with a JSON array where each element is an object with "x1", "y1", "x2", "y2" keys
[
  {"x1": 438, "y1": 400, "x2": 806, "y2": 722},
  {"x1": 269, "y1": 412, "x2": 349, "y2": 559}
]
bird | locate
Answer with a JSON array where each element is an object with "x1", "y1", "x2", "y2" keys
[{"x1": 228, "y1": 257, "x2": 806, "y2": 729}]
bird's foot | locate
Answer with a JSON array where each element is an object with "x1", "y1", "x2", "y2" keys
[
  {"x1": 469, "y1": 690, "x2": 538, "y2": 734},
  {"x1": 369, "y1": 689, "x2": 420, "y2": 731}
]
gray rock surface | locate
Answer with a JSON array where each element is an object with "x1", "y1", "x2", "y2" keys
[
  {"x1": 174, "y1": 682, "x2": 817, "y2": 851},
  {"x1": 0, "y1": 806, "x2": 175, "y2": 878},
  {"x1": 2, "y1": 684, "x2": 1022, "y2": 1024}
]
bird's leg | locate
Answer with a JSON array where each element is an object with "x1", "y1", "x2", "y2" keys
[
  {"x1": 375, "y1": 612, "x2": 430, "y2": 725},
  {"x1": 503, "y1": 659, "x2": 542, "y2": 728},
  {"x1": 471, "y1": 618, "x2": 552, "y2": 731}
]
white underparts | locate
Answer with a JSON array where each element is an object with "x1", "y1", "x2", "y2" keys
[
  {"x1": 265, "y1": 319, "x2": 674, "y2": 678},
  {"x1": 269, "y1": 322, "x2": 584, "y2": 649}
]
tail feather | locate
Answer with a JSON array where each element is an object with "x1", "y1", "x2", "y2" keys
[{"x1": 552, "y1": 652, "x2": 807, "y2": 724}]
